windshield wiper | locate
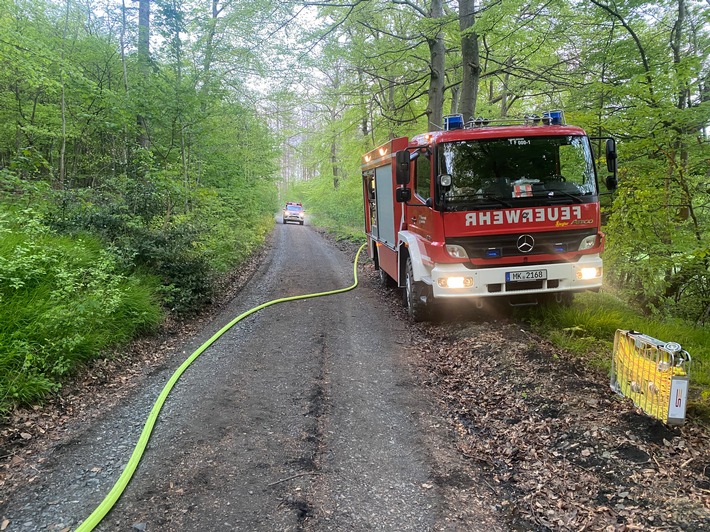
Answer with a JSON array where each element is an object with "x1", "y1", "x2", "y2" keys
[
  {"x1": 447, "y1": 193, "x2": 513, "y2": 209},
  {"x1": 472, "y1": 194, "x2": 513, "y2": 208},
  {"x1": 544, "y1": 190, "x2": 587, "y2": 204}
]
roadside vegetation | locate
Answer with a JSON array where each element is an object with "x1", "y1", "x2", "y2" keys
[
  {"x1": 0, "y1": 209, "x2": 162, "y2": 411},
  {"x1": 0, "y1": 0, "x2": 278, "y2": 415}
]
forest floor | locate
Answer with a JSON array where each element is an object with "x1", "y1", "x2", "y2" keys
[
  {"x1": 382, "y1": 284, "x2": 710, "y2": 530},
  {"x1": 1, "y1": 231, "x2": 709, "y2": 531}
]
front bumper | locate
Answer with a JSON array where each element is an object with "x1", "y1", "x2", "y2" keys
[{"x1": 429, "y1": 255, "x2": 603, "y2": 298}]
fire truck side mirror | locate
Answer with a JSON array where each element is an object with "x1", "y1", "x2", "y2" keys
[
  {"x1": 396, "y1": 188, "x2": 412, "y2": 203},
  {"x1": 605, "y1": 138, "x2": 617, "y2": 174},
  {"x1": 605, "y1": 139, "x2": 618, "y2": 191},
  {"x1": 395, "y1": 151, "x2": 411, "y2": 185}
]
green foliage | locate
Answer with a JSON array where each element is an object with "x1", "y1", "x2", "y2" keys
[
  {"x1": 0, "y1": 0, "x2": 282, "y2": 413},
  {"x1": 0, "y1": 209, "x2": 162, "y2": 414},
  {"x1": 519, "y1": 291, "x2": 710, "y2": 390},
  {"x1": 45, "y1": 169, "x2": 276, "y2": 314}
]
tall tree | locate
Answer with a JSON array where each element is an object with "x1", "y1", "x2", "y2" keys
[
  {"x1": 136, "y1": 0, "x2": 150, "y2": 149},
  {"x1": 457, "y1": 0, "x2": 479, "y2": 122},
  {"x1": 422, "y1": 0, "x2": 446, "y2": 130}
]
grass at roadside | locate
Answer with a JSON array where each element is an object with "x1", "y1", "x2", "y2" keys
[
  {"x1": 0, "y1": 228, "x2": 162, "y2": 415},
  {"x1": 518, "y1": 290, "x2": 710, "y2": 421}
]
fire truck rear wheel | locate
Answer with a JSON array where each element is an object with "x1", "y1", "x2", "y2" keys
[
  {"x1": 378, "y1": 267, "x2": 396, "y2": 288},
  {"x1": 404, "y1": 257, "x2": 431, "y2": 322}
]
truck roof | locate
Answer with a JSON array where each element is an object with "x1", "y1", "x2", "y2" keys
[{"x1": 409, "y1": 124, "x2": 588, "y2": 147}]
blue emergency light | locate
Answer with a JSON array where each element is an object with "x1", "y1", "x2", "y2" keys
[
  {"x1": 444, "y1": 114, "x2": 464, "y2": 130},
  {"x1": 553, "y1": 243, "x2": 567, "y2": 253},
  {"x1": 543, "y1": 110, "x2": 565, "y2": 125}
]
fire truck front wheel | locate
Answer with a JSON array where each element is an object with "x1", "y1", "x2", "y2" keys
[{"x1": 404, "y1": 257, "x2": 432, "y2": 322}]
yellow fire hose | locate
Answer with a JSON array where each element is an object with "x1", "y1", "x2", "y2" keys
[{"x1": 76, "y1": 243, "x2": 366, "y2": 531}]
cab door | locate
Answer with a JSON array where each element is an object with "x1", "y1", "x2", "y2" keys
[{"x1": 407, "y1": 150, "x2": 434, "y2": 238}]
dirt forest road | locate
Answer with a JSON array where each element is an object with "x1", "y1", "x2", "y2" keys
[
  {"x1": 3, "y1": 223, "x2": 710, "y2": 532},
  {"x1": 0, "y1": 224, "x2": 504, "y2": 531}
]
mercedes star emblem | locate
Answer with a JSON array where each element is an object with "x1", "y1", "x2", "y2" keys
[{"x1": 517, "y1": 234, "x2": 535, "y2": 253}]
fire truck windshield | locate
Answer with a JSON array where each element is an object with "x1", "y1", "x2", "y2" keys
[{"x1": 437, "y1": 135, "x2": 597, "y2": 211}]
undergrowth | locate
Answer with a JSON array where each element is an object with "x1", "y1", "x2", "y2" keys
[{"x1": 0, "y1": 216, "x2": 162, "y2": 415}]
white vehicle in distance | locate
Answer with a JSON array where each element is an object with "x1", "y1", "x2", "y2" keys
[{"x1": 282, "y1": 202, "x2": 305, "y2": 225}]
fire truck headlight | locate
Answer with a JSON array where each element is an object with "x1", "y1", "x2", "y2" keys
[
  {"x1": 578, "y1": 235, "x2": 597, "y2": 251},
  {"x1": 577, "y1": 267, "x2": 601, "y2": 280},
  {"x1": 445, "y1": 245, "x2": 468, "y2": 259},
  {"x1": 437, "y1": 276, "x2": 473, "y2": 289}
]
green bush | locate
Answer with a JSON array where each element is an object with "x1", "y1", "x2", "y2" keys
[
  {"x1": 0, "y1": 217, "x2": 162, "y2": 414},
  {"x1": 47, "y1": 175, "x2": 276, "y2": 315}
]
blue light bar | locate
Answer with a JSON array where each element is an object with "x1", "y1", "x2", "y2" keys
[
  {"x1": 485, "y1": 248, "x2": 502, "y2": 258},
  {"x1": 543, "y1": 110, "x2": 565, "y2": 125},
  {"x1": 553, "y1": 243, "x2": 567, "y2": 253},
  {"x1": 444, "y1": 114, "x2": 464, "y2": 130}
]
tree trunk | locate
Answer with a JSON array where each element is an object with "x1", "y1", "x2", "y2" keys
[
  {"x1": 59, "y1": 0, "x2": 70, "y2": 190},
  {"x1": 119, "y1": 0, "x2": 130, "y2": 170},
  {"x1": 357, "y1": 67, "x2": 369, "y2": 138},
  {"x1": 137, "y1": 0, "x2": 150, "y2": 60},
  {"x1": 331, "y1": 141, "x2": 339, "y2": 188},
  {"x1": 136, "y1": 0, "x2": 150, "y2": 150},
  {"x1": 458, "y1": 0, "x2": 480, "y2": 123},
  {"x1": 200, "y1": 0, "x2": 223, "y2": 102},
  {"x1": 426, "y1": 0, "x2": 446, "y2": 131}
]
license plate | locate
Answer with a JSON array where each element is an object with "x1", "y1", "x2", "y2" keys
[{"x1": 506, "y1": 269, "x2": 547, "y2": 282}]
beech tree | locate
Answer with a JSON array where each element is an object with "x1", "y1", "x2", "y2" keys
[{"x1": 457, "y1": 0, "x2": 479, "y2": 122}]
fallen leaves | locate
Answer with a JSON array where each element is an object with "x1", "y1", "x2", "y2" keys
[{"x1": 411, "y1": 319, "x2": 710, "y2": 530}]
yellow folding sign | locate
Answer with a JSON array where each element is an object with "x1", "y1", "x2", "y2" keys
[{"x1": 611, "y1": 330, "x2": 691, "y2": 426}]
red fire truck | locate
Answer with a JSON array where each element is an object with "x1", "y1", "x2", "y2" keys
[{"x1": 361, "y1": 111, "x2": 618, "y2": 321}]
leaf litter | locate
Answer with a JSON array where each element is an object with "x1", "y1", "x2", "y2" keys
[{"x1": 409, "y1": 315, "x2": 710, "y2": 531}]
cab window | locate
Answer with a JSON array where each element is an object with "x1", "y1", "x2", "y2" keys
[{"x1": 415, "y1": 153, "x2": 431, "y2": 200}]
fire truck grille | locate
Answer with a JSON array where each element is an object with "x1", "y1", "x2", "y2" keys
[{"x1": 447, "y1": 229, "x2": 597, "y2": 259}]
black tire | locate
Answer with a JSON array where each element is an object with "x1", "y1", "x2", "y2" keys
[
  {"x1": 299, "y1": 221, "x2": 304, "y2": 225},
  {"x1": 282, "y1": 219, "x2": 286, "y2": 224},
  {"x1": 403, "y1": 257, "x2": 431, "y2": 322},
  {"x1": 378, "y1": 267, "x2": 396, "y2": 288}
]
